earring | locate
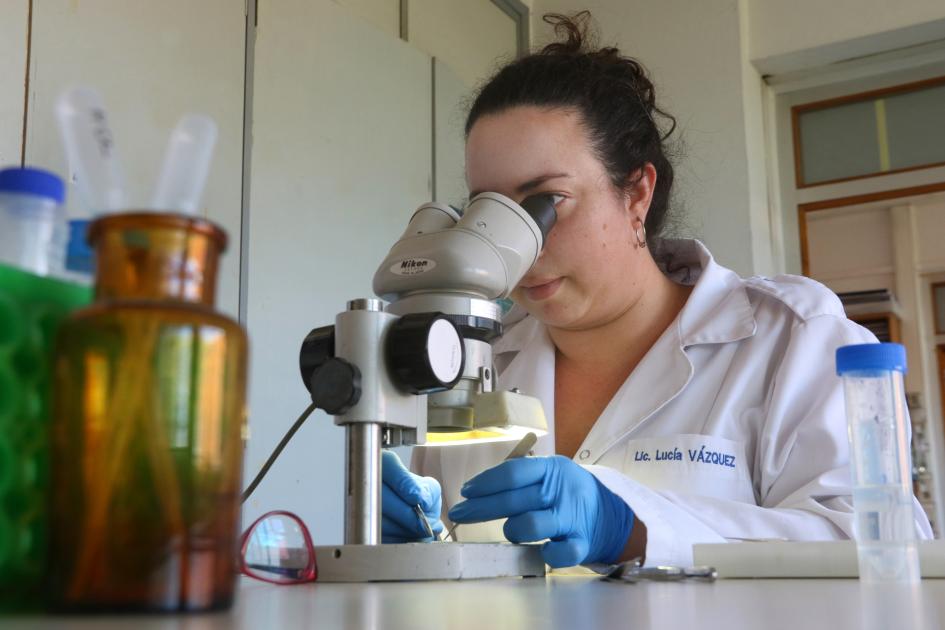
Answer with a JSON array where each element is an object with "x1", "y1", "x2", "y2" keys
[{"x1": 634, "y1": 219, "x2": 647, "y2": 249}]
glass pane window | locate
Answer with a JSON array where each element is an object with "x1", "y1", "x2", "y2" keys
[
  {"x1": 799, "y1": 100, "x2": 880, "y2": 185},
  {"x1": 886, "y1": 84, "x2": 945, "y2": 171},
  {"x1": 795, "y1": 78, "x2": 945, "y2": 187}
]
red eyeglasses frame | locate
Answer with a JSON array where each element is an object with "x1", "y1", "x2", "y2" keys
[{"x1": 239, "y1": 510, "x2": 318, "y2": 584}]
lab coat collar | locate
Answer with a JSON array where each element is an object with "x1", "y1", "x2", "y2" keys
[
  {"x1": 654, "y1": 238, "x2": 757, "y2": 348},
  {"x1": 573, "y1": 239, "x2": 757, "y2": 462},
  {"x1": 493, "y1": 238, "x2": 758, "y2": 462}
]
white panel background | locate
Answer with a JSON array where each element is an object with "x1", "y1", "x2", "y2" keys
[
  {"x1": 243, "y1": 0, "x2": 433, "y2": 544},
  {"x1": 0, "y1": 1, "x2": 28, "y2": 167},
  {"x1": 23, "y1": 0, "x2": 246, "y2": 317},
  {"x1": 806, "y1": 206, "x2": 893, "y2": 281},
  {"x1": 915, "y1": 195, "x2": 945, "y2": 270},
  {"x1": 410, "y1": 0, "x2": 517, "y2": 88},
  {"x1": 434, "y1": 58, "x2": 472, "y2": 208},
  {"x1": 336, "y1": 0, "x2": 401, "y2": 38}
]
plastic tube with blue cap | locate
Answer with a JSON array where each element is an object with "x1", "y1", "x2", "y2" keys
[
  {"x1": 836, "y1": 342, "x2": 920, "y2": 584},
  {"x1": 0, "y1": 167, "x2": 67, "y2": 276}
]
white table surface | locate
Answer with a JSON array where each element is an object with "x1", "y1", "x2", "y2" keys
[{"x1": 3, "y1": 575, "x2": 943, "y2": 629}]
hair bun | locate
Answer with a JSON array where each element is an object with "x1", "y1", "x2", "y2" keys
[
  {"x1": 538, "y1": 12, "x2": 674, "y2": 141},
  {"x1": 466, "y1": 10, "x2": 679, "y2": 242},
  {"x1": 540, "y1": 11, "x2": 594, "y2": 55}
]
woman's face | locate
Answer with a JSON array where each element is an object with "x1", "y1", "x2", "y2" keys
[{"x1": 465, "y1": 106, "x2": 654, "y2": 331}]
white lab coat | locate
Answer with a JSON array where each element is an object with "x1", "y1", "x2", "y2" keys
[{"x1": 413, "y1": 239, "x2": 933, "y2": 567}]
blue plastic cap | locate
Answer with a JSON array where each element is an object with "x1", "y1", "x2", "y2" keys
[
  {"x1": 65, "y1": 219, "x2": 94, "y2": 274},
  {"x1": 0, "y1": 166, "x2": 65, "y2": 203},
  {"x1": 836, "y1": 343, "x2": 907, "y2": 375}
]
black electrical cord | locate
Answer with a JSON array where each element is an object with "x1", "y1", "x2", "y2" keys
[{"x1": 241, "y1": 402, "x2": 318, "y2": 504}]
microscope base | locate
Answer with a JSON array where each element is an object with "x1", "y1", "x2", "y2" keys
[{"x1": 312, "y1": 542, "x2": 546, "y2": 582}]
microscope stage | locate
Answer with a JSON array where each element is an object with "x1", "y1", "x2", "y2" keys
[{"x1": 312, "y1": 542, "x2": 546, "y2": 582}]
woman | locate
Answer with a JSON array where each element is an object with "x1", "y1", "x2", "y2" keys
[{"x1": 380, "y1": 12, "x2": 933, "y2": 568}]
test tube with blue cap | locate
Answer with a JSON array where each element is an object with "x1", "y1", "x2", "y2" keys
[{"x1": 836, "y1": 342, "x2": 920, "y2": 584}]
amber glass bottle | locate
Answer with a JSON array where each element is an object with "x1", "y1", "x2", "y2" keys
[{"x1": 49, "y1": 212, "x2": 247, "y2": 612}]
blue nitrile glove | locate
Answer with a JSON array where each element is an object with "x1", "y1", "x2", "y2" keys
[
  {"x1": 448, "y1": 455, "x2": 635, "y2": 567},
  {"x1": 381, "y1": 450, "x2": 444, "y2": 543}
]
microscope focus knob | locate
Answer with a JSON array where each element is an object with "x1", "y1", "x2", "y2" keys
[
  {"x1": 309, "y1": 357, "x2": 362, "y2": 415},
  {"x1": 387, "y1": 313, "x2": 465, "y2": 394},
  {"x1": 299, "y1": 325, "x2": 335, "y2": 394}
]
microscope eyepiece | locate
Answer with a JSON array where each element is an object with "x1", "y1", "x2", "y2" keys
[{"x1": 520, "y1": 194, "x2": 558, "y2": 246}]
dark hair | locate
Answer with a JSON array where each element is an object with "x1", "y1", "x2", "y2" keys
[{"x1": 466, "y1": 11, "x2": 677, "y2": 241}]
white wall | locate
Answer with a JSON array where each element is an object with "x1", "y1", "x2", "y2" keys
[
  {"x1": 915, "y1": 200, "x2": 945, "y2": 271},
  {"x1": 738, "y1": 0, "x2": 775, "y2": 275},
  {"x1": 806, "y1": 205, "x2": 894, "y2": 295},
  {"x1": 0, "y1": 1, "x2": 27, "y2": 167},
  {"x1": 335, "y1": 0, "x2": 520, "y2": 89},
  {"x1": 316, "y1": 1, "x2": 519, "y2": 211},
  {"x1": 435, "y1": 59, "x2": 473, "y2": 207},
  {"x1": 410, "y1": 0, "x2": 518, "y2": 88},
  {"x1": 531, "y1": 0, "x2": 765, "y2": 277},
  {"x1": 244, "y1": 0, "x2": 434, "y2": 544},
  {"x1": 749, "y1": 0, "x2": 945, "y2": 75},
  {"x1": 22, "y1": 0, "x2": 246, "y2": 317},
  {"x1": 337, "y1": 0, "x2": 401, "y2": 38}
]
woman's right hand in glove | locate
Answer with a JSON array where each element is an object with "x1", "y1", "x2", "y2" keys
[{"x1": 382, "y1": 450, "x2": 444, "y2": 543}]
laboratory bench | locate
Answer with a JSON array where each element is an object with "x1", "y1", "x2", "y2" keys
[{"x1": 3, "y1": 574, "x2": 943, "y2": 629}]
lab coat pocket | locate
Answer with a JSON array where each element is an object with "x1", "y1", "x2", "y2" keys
[{"x1": 622, "y1": 434, "x2": 756, "y2": 504}]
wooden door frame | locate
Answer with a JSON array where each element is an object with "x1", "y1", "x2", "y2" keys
[{"x1": 798, "y1": 181, "x2": 945, "y2": 277}]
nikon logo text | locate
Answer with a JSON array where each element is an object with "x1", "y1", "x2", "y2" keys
[{"x1": 390, "y1": 258, "x2": 437, "y2": 276}]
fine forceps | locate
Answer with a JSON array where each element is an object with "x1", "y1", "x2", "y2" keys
[{"x1": 443, "y1": 432, "x2": 539, "y2": 542}]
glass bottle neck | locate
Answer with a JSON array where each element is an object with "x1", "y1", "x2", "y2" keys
[{"x1": 89, "y1": 212, "x2": 226, "y2": 307}]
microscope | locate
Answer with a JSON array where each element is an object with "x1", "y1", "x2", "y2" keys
[{"x1": 298, "y1": 192, "x2": 556, "y2": 581}]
